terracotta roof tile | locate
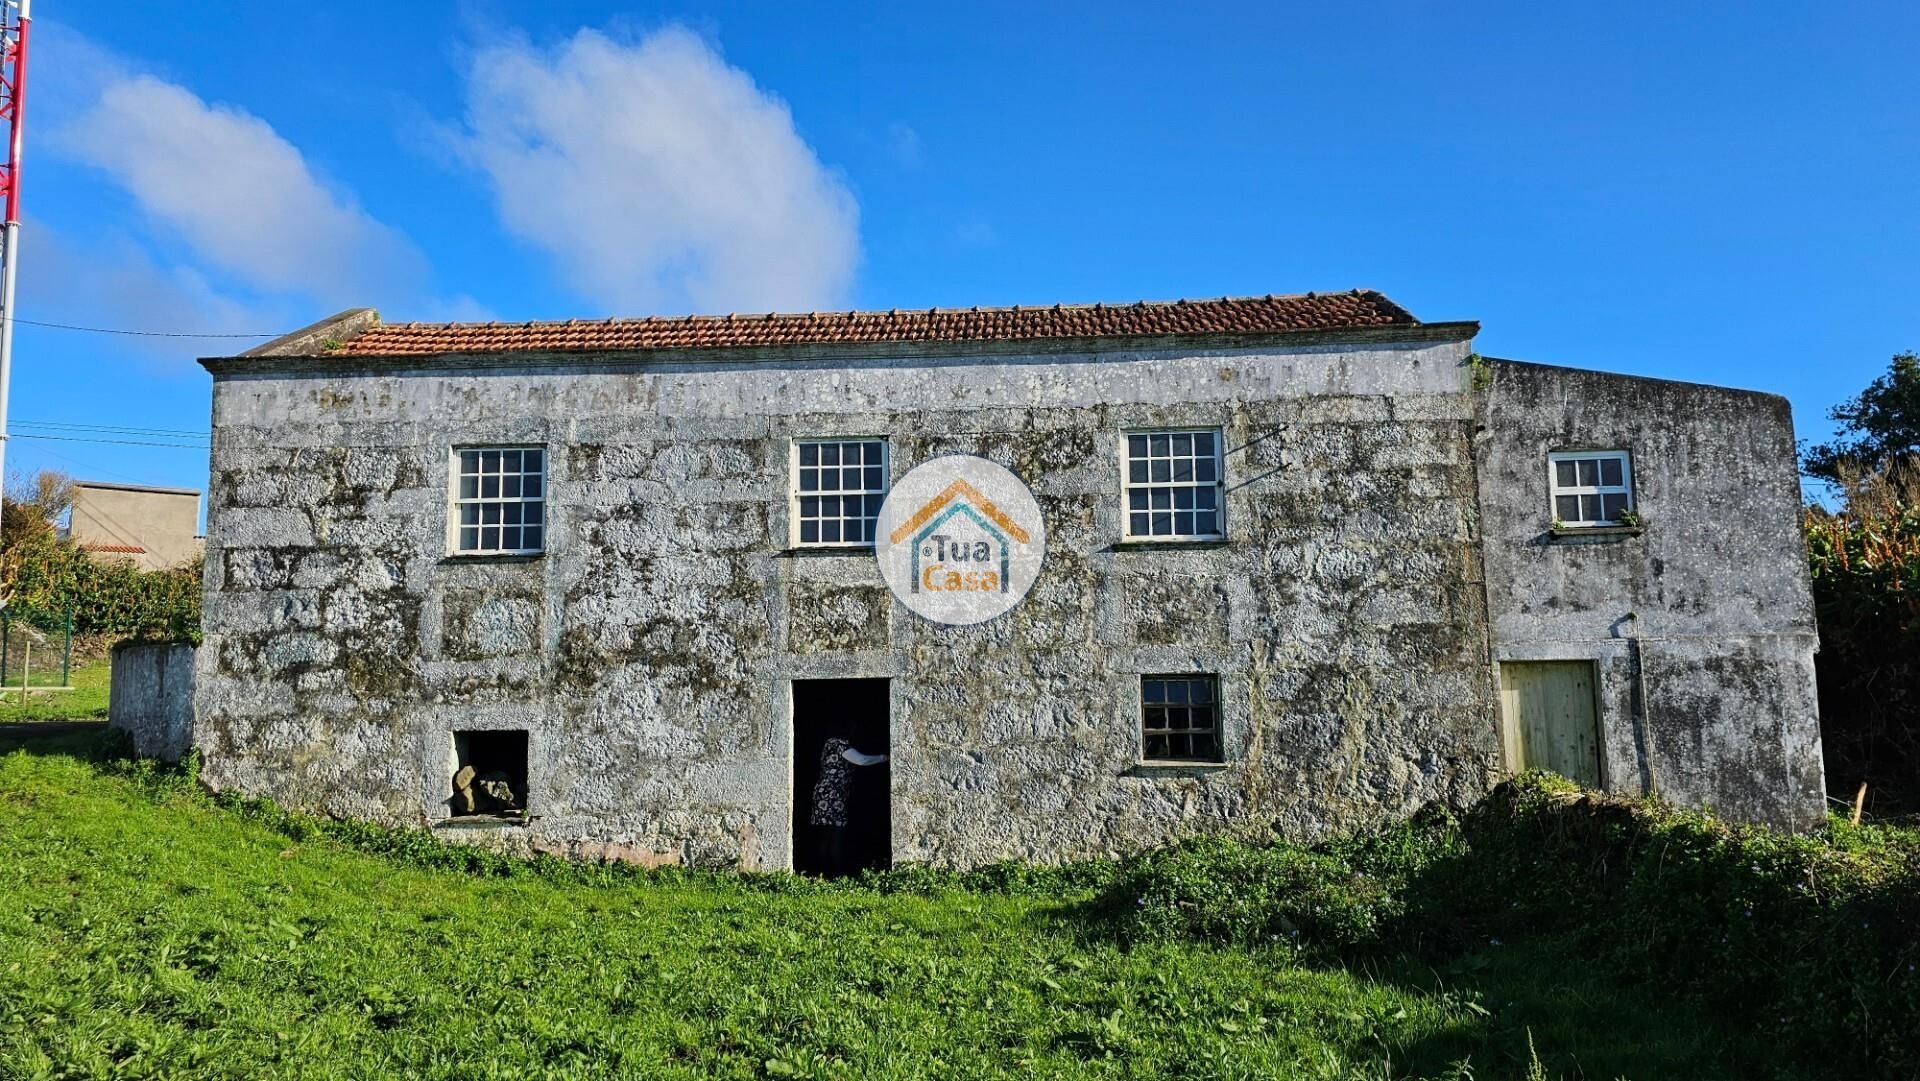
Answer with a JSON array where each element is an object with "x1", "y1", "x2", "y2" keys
[
  {"x1": 315, "y1": 291, "x2": 1415, "y2": 358},
  {"x1": 79, "y1": 542, "x2": 146, "y2": 555}
]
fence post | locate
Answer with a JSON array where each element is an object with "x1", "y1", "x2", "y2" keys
[{"x1": 61, "y1": 609, "x2": 72, "y2": 687}]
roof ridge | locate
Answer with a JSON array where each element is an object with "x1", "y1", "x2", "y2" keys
[
  {"x1": 354, "y1": 290, "x2": 1391, "y2": 332},
  {"x1": 224, "y1": 290, "x2": 1444, "y2": 360}
]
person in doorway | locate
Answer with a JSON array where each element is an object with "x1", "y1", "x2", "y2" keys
[{"x1": 811, "y1": 736, "x2": 888, "y2": 877}]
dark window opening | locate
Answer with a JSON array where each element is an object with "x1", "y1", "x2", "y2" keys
[
  {"x1": 792, "y1": 678, "x2": 890, "y2": 877},
  {"x1": 1142, "y1": 675, "x2": 1223, "y2": 762},
  {"x1": 452, "y1": 729, "x2": 528, "y2": 820}
]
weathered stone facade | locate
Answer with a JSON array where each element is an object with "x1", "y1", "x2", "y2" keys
[
  {"x1": 194, "y1": 308, "x2": 1825, "y2": 869},
  {"x1": 1473, "y1": 359, "x2": 1824, "y2": 827}
]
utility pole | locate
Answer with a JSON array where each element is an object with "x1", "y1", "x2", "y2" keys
[{"x1": 0, "y1": 0, "x2": 29, "y2": 491}]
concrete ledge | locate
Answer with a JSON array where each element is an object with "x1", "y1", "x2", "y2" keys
[
  {"x1": 1124, "y1": 762, "x2": 1233, "y2": 779},
  {"x1": 1548, "y1": 524, "x2": 1646, "y2": 541},
  {"x1": 1108, "y1": 538, "x2": 1232, "y2": 552},
  {"x1": 776, "y1": 546, "x2": 876, "y2": 558}
]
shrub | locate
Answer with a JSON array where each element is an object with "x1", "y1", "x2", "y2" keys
[
  {"x1": 1805, "y1": 507, "x2": 1920, "y2": 813},
  {"x1": 1095, "y1": 810, "x2": 1464, "y2": 954},
  {"x1": 1, "y1": 532, "x2": 201, "y2": 642},
  {"x1": 1096, "y1": 775, "x2": 1920, "y2": 1075},
  {"x1": 1444, "y1": 780, "x2": 1920, "y2": 1074}
]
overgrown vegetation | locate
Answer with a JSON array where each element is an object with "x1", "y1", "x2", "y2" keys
[
  {"x1": 1, "y1": 469, "x2": 201, "y2": 644},
  {"x1": 1805, "y1": 507, "x2": 1920, "y2": 812},
  {"x1": 1, "y1": 532, "x2": 202, "y2": 641},
  {"x1": 1802, "y1": 352, "x2": 1920, "y2": 813},
  {"x1": 4, "y1": 732, "x2": 1914, "y2": 1079},
  {"x1": 1094, "y1": 777, "x2": 1920, "y2": 1076}
]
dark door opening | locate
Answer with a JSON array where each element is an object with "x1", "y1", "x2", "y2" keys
[{"x1": 792, "y1": 678, "x2": 890, "y2": 877}]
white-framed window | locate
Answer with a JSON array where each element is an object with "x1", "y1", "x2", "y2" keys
[
  {"x1": 1123, "y1": 429, "x2": 1224, "y2": 540},
  {"x1": 450, "y1": 446, "x2": 546, "y2": 555},
  {"x1": 1548, "y1": 450, "x2": 1634, "y2": 526},
  {"x1": 1141, "y1": 675, "x2": 1223, "y2": 762},
  {"x1": 792, "y1": 438, "x2": 888, "y2": 546}
]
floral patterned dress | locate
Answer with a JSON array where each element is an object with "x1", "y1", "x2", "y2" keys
[{"x1": 810, "y1": 737, "x2": 854, "y2": 827}]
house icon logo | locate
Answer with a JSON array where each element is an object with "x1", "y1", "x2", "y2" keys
[{"x1": 875, "y1": 456, "x2": 1047, "y2": 625}]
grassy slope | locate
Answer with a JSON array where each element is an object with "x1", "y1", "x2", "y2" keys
[
  {"x1": 0, "y1": 735, "x2": 1781, "y2": 1081},
  {"x1": 0, "y1": 660, "x2": 111, "y2": 723}
]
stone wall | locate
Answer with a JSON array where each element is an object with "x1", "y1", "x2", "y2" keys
[
  {"x1": 197, "y1": 331, "x2": 1501, "y2": 867},
  {"x1": 109, "y1": 641, "x2": 197, "y2": 760},
  {"x1": 1473, "y1": 359, "x2": 1825, "y2": 827}
]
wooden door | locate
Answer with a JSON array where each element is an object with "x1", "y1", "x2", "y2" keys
[{"x1": 1499, "y1": 661, "x2": 1602, "y2": 787}]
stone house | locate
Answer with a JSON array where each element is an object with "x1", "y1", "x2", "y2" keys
[{"x1": 194, "y1": 291, "x2": 1824, "y2": 871}]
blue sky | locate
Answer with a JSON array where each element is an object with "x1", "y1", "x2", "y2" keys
[{"x1": 9, "y1": 2, "x2": 1918, "y2": 501}]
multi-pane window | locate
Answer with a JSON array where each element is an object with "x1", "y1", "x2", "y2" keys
[
  {"x1": 794, "y1": 439, "x2": 888, "y2": 546},
  {"x1": 452, "y1": 447, "x2": 545, "y2": 555},
  {"x1": 1548, "y1": 450, "x2": 1634, "y2": 527},
  {"x1": 1124, "y1": 430, "x2": 1223, "y2": 539},
  {"x1": 1141, "y1": 675, "x2": 1223, "y2": 762}
]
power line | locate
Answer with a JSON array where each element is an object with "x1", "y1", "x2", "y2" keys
[
  {"x1": 11, "y1": 433, "x2": 208, "y2": 449},
  {"x1": 15, "y1": 317, "x2": 277, "y2": 339},
  {"x1": 14, "y1": 419, "x2": 210, "y2": 438}
]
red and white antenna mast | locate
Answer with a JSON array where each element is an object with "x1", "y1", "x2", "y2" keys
[{"x1": 0, "y1": 0, "x2": 29, "y2": 489}]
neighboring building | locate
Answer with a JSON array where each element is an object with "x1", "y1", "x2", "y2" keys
[
  {"x1": 193, "y1": 292, "x2": 1824, "y2": 872},
  {"x1": 70, "y1": 481, "x2": 204, "y2": 571}
]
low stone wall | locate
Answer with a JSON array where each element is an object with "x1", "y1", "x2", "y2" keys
[{"x1": 109, "y1": 642, "x2": 197, "y2": 760}]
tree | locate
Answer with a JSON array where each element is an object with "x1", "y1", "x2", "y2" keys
[
  {"x1": 1803, "y1": 352, "x2": 1920, "y2": 509},
  {"x1": 2, "y1": 468, "x2": 75, "y2": 548}
]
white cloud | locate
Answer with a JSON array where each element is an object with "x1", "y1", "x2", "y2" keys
[
  {"x1": 57, "y1": 74, "x2": 424, "y2": 308},
  {"x1": 455, "y1": 26, "x2": 860, "y2": 315}
]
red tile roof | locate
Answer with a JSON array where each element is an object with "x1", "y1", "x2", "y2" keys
[
  {"x1": 317, "y1": 291, "x2": 1417, "y2": 358},
  {"x1": 80, "y1": 542, "x2": 146, "y2": 555}
]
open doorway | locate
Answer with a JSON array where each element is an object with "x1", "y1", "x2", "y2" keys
[{"x1": 792, "y1": 678, "x2": 890, "y2": 877}]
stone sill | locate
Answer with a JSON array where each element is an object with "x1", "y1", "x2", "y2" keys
[
  {"x1": 435, "y1": 814, "x2": 528, "y2": 830},
  {"x1": 1108, "y1": 538, "x2": 1231, "y2": 553},
  {"x1": 1125, "y1": 761, "x2": 1231, "y2": 778},
  {"x1": 439, "y1": 553, "x2": 545, "y2": 566},
  {"x1": 776, "y1": 545, "x2": 876, "y2": 558},
  {"x1": 1549, "y1": 524, "x2": 1644, "y2": 540}
]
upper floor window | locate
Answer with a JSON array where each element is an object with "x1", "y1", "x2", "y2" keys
[
  {"x1": 793, "y1": 438, "x2": 888, "y2": 546},
  {"x1": 452, "y1": 447, "x2": 545, "y2": 555},
  {"x1": 1141, "y1": 675, "x2": 1223, "y2": 762},
  {"x1": 1548, "y1": 450, "x2": 1634, "y2": 527},
  {"x1": 1124, "y1": 429, "x2": 1223, "y2": 540}
]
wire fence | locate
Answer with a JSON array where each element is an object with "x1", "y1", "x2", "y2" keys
[{"x1": 0, "y1": 602, "x2": 76, "y2": 689}]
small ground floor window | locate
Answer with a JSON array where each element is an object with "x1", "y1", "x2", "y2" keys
[
  {"x1": 452, "y1": 729, "x2": 529, "y2": 820},
  {"x1": 1141, "y1": 675, "x2": 1223, "y2": 762}
]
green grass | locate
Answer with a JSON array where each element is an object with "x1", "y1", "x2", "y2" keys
[
  {"x1": 0, "y1": 734, "x2": 1806, "y2": 1080},
  {"x1": 0, "y1": 659, "x2": 110, "y2": 723}
]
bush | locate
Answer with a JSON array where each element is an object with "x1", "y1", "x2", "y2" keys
[
  {"x1": 1806, "y1": 507, "x2": 1920, "y2": 813},
  {"x1": 1445, "y1": 780, "x2": 1920, "y2": 1074},
  {"x1": 1095, "y1": 811, "x2": 1463, "y2": 953},
  {"x1": 1, "y1": 532, "x2": 200, "y2": 642},
  {"x1": 1095, "y1": 775, "x2": 1920, "y2": 1075}
]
